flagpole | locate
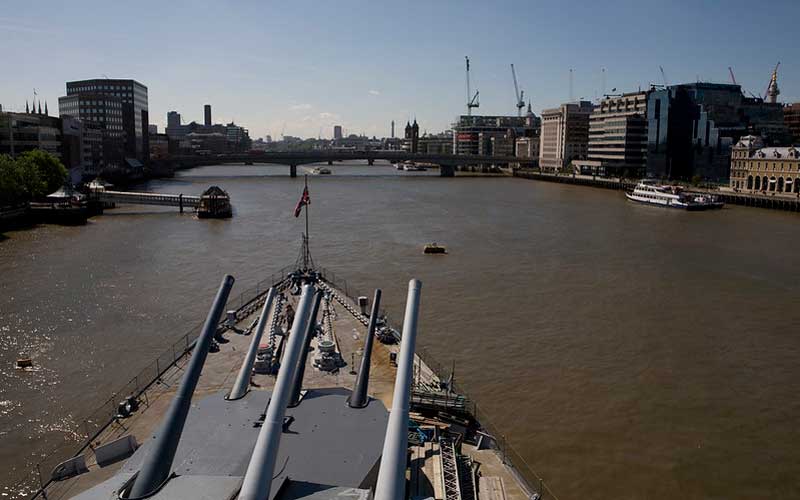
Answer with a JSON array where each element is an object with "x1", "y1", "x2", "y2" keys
[{"x1": 304, "y1": 174, "x2": 309, "y2": 269}]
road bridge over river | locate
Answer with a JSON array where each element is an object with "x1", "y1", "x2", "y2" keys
[{"x1": 164, "y1": 151, "x2": 534, "y2": 177}]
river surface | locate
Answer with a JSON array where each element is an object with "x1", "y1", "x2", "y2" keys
[{"x1": 1, "y1": 163, "x2": 798, "y2": 499}]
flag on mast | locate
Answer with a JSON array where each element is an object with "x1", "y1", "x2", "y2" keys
[{"x1": 294, "y1": 185, "x2": 310, "y2": 217}]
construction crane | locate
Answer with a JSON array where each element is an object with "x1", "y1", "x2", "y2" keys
[
  {"x1": 465, "y1": 56, "x2": 479, "y2": 116},
  {"x1": 510, "y1": 64, "x2": 525, "y2": 116},
  {"x1": 728, "y1": 67, "x2": 737, "y2": 85},
  {"x1": 659, "y1": 66, "x2": 669, "y2": 87}
]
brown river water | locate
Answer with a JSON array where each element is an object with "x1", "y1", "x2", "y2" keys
[{"x1": 1, "y1": 163, "x2": 798, "y2": 499}]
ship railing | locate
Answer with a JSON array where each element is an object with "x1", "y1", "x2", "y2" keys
[
  {"x1": 15, "y1": 265, "x2": 297, "y2": 500},
  {"x1": 316, "y1": 266, "x2": 562, "y2": 500}
]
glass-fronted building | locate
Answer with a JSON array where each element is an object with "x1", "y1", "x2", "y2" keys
[{"x1": 646, "y1": 83, "x2": 789, "y2": 182}]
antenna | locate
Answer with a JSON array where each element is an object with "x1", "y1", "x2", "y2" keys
[
  {"x1": 511, "y1": 64, "x2": 525, "y2": 116},
  {"x1": 465, "y1": 56, "x2": 479, "y2": 116},
  {"x1": 728, "y1": 67, "x2": 737, "y2": 85}
]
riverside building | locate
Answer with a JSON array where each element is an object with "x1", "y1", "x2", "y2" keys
[
  {"x1": 730, "y1": 135, "x2": 800, "y2": 193},
  {"x1": 452, "y1": 107, "x2": 540, "y2": 156},
  {"x1": 539, "y1": 101, "x2": 592, "y2": 173},
  {"x1": 575, "y1": 91, "x2": 650, "y2": 177},
  {"x1": 647, "y1": 83, "x2": 790, "y2": 182},
  {"x1": 59, "y1": 79, "x2": 149, "y2": 167}
]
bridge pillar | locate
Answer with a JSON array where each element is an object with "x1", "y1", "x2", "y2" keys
[
  {"x1": 439, "y1": 165, "x2": 455, "y2": 177},
  {"x1": 290, "y1": 164, "x2": 297, "y2": 178},
  {"x1": 367, "y1": 158, "x2": 374, "y2": 166},
  {"x1": 327, "y1": 160, "x2": 333, "y2": 165}
]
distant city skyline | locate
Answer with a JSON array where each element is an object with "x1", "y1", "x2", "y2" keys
[{"x1": 1, "y1": 0, "x2": 799, "y2": 139}]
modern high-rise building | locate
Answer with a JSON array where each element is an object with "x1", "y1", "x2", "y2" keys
[
  {"x1": 391, "y1": 120, "x2": 395, "y2": 139},
  {"x1": 575, "y1": 91, "x2": 650, "y2": 177},
  {"x1": 333, "y1": 125, "x2": 343, "y2": 140},
  {"x1": 539, "y1": 101, "x2": 593, "y2": 173},
  {"x1": 204, "y1": 105, "x2": 212, "y2": 127},
  {"x1": 61, "y1": 79, "x2": 149, "y2": 164},
  {"x1": 646, "y1": 83, "x2": 790, "y2": 181}
]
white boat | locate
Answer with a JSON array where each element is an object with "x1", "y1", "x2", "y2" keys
[
  {"x1": 625, "y1": 181, "x2": 724, "y2": 210},
  {"x1": 311, "y1": 166, "x2": 331, "y2": 175},
  {"x1": 402, "y1": 161, "x2": 427, "y2": 172}
]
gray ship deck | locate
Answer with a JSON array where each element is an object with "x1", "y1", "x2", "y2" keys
[{"x1": 36, "y1": 282, "x2": 531, "y2": 500}]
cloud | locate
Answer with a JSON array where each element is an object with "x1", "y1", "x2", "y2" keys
[
  {"x1": 368, "y1": 90, "x2": 380, "y2": 96},
  {"x1": 318, "y1": 112, "x2": 338, "y2": 120},
  {"x1": 289, "y1": 103, "x2": 312, "y2": 111}
]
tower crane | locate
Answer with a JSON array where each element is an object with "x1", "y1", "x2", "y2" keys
[
  {"x1": 465, "y1": 56, "x2": 479, "y2": 116},
  {"x1": 510, "y1": 64, "x2": 525, "y2": 116}
]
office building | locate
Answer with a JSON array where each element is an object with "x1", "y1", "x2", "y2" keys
[
  {"x1": 333, "y1": 125, "x2": 343, "y2": 140},
  {"x1": 516, "y1": 136, "x2": 539, "y2": 165},
  {"x1": 416, "y1": 132, "x2": 453, "y2": 155},
  {"x1": 646, "y1": 83, "x2": 791, "y2": 182},
  {"x1": 391, "y1": 120, "x2": 395, "y2": 139},
  {"x1": 575, "y1": 91, "x2": 650, "y2": 177},
  {"x1": 452, "y1": 110, "x2": 540, "y2": 156},
  {"x1": 61, "y1": 79, "x2": 149, "y2": 165},
  {"x1": 149, "y1": 132, "x2": 170, "y2": 160},
  {"x1": 226, "y1": 122, "x2": 251, "y2": 151},
  {"x1": 539, "y1": 101, "x2": 593, "y2": 173},
  {"x1": 204, "y1": 105, "x2": 212, "y2": 127},
  {"x1": 0, "y1": 110, "x2": 62, "y2": 158},
  {"x1": 59, "y1": 92, "x2": 125, "y2": 166},
  {"x1": 730, "y1": 135, "x2": 799, "y2": 193}
]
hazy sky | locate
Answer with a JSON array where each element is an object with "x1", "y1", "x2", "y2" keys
[{"x1": 2, "y1": 0, "x2": 798, "y2": 139}]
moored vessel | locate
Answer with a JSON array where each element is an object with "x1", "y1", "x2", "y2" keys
[
  {"x1": 626, "y1": 180, "x2": 724, "y2": 210},
  {"x1": 197, "y1": 185, "x2": 233, "y2": 218}
]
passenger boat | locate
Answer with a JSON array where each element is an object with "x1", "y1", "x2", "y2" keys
[
  {"x1": 423, "y1": 242, "x2": 447, "y2": 254},
  {"x1": 626, "y1": 181, "x2": 724, "y2": 210},
  {"x1": 311, "y1": 166, "x2": 331, "y2": 175},
  {"x1": 197, "y1": 185, "x2": 233, "y2": 218}
]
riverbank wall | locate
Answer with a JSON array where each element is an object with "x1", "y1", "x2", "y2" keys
[{"x1": 514, "y1": 169, "x2": 800, "y2": 212}]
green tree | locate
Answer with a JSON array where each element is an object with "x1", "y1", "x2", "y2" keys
[
  {"x1": 0, "y1": 154, "x2": 24, "y2": 206},
  {"x1": 16, "y1": 150, "x2": 67, "y2": 198}
]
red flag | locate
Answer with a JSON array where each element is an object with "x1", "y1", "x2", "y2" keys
[{"x1": 294, "y1": 186, "x2": 310, "y2": 217}]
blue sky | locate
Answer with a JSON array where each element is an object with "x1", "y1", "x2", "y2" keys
[{"x1": 1, "y1": 0, "x2": 798, "y2": 139}]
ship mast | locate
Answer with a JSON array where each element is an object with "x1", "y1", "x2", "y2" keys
[{"x1": 296, "y1": 175, "x2": 314, "y2": 271}]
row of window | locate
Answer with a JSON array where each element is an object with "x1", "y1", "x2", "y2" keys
[
  {"x1": 739, "y1": 175, "x2": 800, "y2": 193},
  {"x1": 732, "y1": 160, "x2": 798, "y2": 172}
]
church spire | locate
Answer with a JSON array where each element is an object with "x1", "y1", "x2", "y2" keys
[
  {"x1": 25, "y1": 100, "x2": 30, "y2": 114},
  {"x1": 37, "y1": 101, "x2": 42, "y2": 115},
  {"x1": 44, "y1": 101, "x2": 49, "y2": 116}
]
